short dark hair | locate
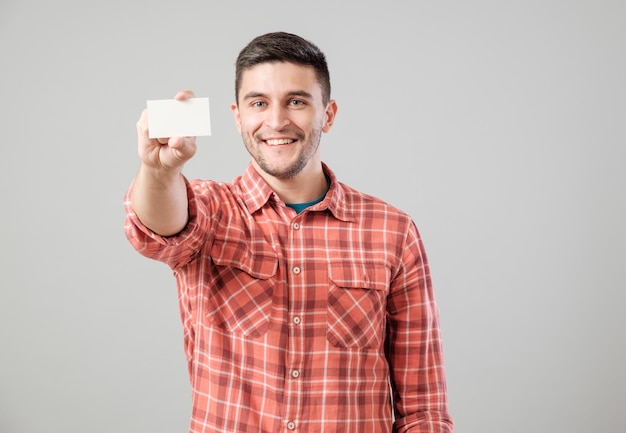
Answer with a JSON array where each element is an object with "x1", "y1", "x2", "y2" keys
[{"x1": 235, "y1": 32, "x2": 331, "y2": 105}]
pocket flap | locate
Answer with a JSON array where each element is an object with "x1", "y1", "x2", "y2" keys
[
  {"x1": 211, "y1": 239, "x2": 277, "y2": 280},
  {"x1": 328, "y1": 261, "x2": 389, "y2": 292}
]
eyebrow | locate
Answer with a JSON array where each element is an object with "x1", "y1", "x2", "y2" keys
[{"x1": 242, "y1": 90, "x2": 315, "y2": 101}]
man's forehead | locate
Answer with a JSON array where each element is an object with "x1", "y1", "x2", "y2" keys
[
  {"x1": 240, "y1": 62, "x2": 319, "y2": 89},
  {"x1": 239, "y1": 62, "x2": 322, "y2": 99}
]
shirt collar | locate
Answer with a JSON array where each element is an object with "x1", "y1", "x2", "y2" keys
[{"x1": 239, "y1": 162, "x2": 355, "y2": 222}]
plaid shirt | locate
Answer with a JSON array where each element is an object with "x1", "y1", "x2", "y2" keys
[{"x1": 124, "y1": 163, "x2": 453, "y2": 433}]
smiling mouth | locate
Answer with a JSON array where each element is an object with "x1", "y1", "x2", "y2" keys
[{"x1": 265, "y1": 138, "x2": 296, "y2": 146}]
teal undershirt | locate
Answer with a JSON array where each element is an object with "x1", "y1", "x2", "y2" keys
[
  {"x1": 286, "y1": 178, "x2": 331, "y2": 213},
  {"x1": 286, "y1": 193, "x2": 326, "y2": 213}
]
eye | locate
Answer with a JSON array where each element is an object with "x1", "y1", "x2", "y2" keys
[
  {"x1": 289, "y1": 99, "x2": 305, "y2": 107},
  {"x1": 251, "y1": 101, "x2": 266, "y2": 108}
]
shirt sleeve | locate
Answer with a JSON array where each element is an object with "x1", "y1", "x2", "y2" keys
[
  {"x1": 387, "y1": 221, "x2": 454, "y2": 433},
  {"x1": 123, "y1": 176, "x2": 209, "y2": 270}
]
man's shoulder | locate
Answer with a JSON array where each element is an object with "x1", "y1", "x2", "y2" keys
[
  {"x1": 336, "y1": 181, "x2": 412, "y2": 220},
  {"x1": 187, "y1": 176, "x2": 242, "y2": 195}
]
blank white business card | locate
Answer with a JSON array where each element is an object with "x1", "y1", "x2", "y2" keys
[{"x1": 147, "y1": 97, "x2": 212, "y2": 138}]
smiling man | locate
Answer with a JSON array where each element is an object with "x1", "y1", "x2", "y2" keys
[
  {"x1": 233, "y1": 60, "x2": 335, "y2": 203},
  {"x1": 125, "y1": 32, "x2": 453, "y2": 433}
]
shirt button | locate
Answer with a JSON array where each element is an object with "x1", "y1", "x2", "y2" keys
[
  {"x1": 293, "y1": 316, "x2": 301, "y2": 325},
  {"x1": 292, "y1": 222, "x2": 300, "y2": 230},
  {"x1": 287, "y1": 421, "x2": 296, "y2": 430},
  {"x1": 292, "y1": 266, "x2": 301, "y2": 275},
  {"x1": 291, "y1": 369, "x2": 301, "y2": 378}
]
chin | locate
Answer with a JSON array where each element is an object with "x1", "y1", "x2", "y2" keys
[{"x1": 261, "y1": 161, "x2": 305, "y2": 179}]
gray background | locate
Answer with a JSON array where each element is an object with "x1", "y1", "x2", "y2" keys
[{"x1": 1, "y1": 0, "x2": 624, "y2": 432}]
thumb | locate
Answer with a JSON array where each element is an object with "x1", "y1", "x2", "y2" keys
[{"x1": 168, "y1": 136, "x2": 197, "y2": 160}]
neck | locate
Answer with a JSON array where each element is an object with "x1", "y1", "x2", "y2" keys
[{"x1": 253, "y1": 160, "x2": 328, "y2": 204}]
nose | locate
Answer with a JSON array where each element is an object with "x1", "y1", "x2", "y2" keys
[{"x1": 264, "y1": 105, "x2": 291, "y2": 131}]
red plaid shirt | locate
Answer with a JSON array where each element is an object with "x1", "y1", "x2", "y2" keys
[{"x1": 124, "y1": 163, "x2": 453, "y2": 433}]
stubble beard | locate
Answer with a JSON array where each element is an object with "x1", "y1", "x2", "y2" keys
[{"x1": 243, "y1": 128, "x2": 322, "y2": 180}]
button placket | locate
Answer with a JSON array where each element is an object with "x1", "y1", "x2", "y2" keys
[{"x1": 286, "y1": 217, "x2": 305, "y2": 432}]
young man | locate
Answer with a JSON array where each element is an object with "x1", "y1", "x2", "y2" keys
[{"x1": 125, "y1": 32, "x2": 453, "y2": 433}]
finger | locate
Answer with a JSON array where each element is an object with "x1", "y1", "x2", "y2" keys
[
  {"x1": 174, "y1": 89, "x2": 195, "y2": 101},
  {"x1": 168, "y1": 136, "x2": 185, "y2": 149},
  {"x1": 136, "y1": 109, "x2": 150, "y2": 136},
  {"x1": 169, "y1": 136, "x2": 197, "y2": 158}
]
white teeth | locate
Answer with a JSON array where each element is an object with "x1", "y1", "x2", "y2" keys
[{"x1": 265, "y1": 138, "x2": 294, "y2": 145}]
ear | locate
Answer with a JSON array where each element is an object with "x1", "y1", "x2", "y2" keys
[
  {"x1": 322, "y1": 99, "x2": 338, "y2": 133},
  {"x1": 231, "y1": 102, "x2": 242, "y2": 134}
]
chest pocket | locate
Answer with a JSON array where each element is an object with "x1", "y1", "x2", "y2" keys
[
  {"x1": 207, "y1": 239, "x2": 278, "y2": 338},
  {"x1": 327, "y1": 261, "x2": 389, "y2": 349}
]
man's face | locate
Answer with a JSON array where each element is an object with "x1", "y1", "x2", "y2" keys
[{"x1": 231, "y1": 62, "x2": 336, "y2": 180}]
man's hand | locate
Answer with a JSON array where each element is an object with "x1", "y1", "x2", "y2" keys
[
  {"x1": 136, "y1": 89, "x2": 198, "y2": 173},
  {"x1": 131, "y1": 89, "x2": 197, "y2": 236}
]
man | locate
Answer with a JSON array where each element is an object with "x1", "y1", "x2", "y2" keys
[{"x1": 125, "y1": 31, "x2": 453, "y2": 433}]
